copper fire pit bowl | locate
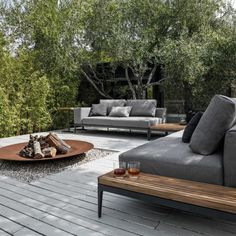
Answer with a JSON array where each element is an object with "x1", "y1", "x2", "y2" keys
[{"x1": 0, "y1": 140, "x2": 94, "y2": 161}]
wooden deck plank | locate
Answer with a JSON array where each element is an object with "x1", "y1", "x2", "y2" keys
[
  {"x1": 13, "y1": 227, "x2": 43, "y2": 236},
  {"x1": 0, "y1": 215, "x2": 23, "y2": 235},
  {"x1": 0, "y1": 229, "x2": 12, "y2": 236},
  {"x1": 0, "y1": 179, "x2": 157, "y2": 236},
  {"x1": 0, "y1": 184, "x2": 135, "y2": 236},
  {"x1": 0, "y1": 205, "x2": 73, "y2": 236},
  {"x1": 29, "y1": 180, "x2": 165, "y2": 219}
]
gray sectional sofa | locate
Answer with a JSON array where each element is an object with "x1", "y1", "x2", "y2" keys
[
  {"x1": 74, "y1": 99, "x2": 167, "y2": 139},
  {"x1": 120, "y1": 95, "x2": 236, "y2": 187}
]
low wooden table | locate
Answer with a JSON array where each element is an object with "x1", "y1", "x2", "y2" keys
[
  {"x1": 149, "y1": 123, "x2": 186, "y2": 139},
  {"x1": 98, "y1": 171, "x2": 236, "y2": 221}
]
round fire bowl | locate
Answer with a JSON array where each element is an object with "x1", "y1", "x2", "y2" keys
[{"x1": 0, "y1": 140, "x2": 94, "y2": 161}]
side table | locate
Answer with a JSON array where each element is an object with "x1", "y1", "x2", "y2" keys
[{"x1": 148, "y1": 123, "x2": 186, "y2": 139}]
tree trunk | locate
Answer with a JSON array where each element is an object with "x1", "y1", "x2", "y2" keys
[
  {"x1": 125, "y1": 67, "x2": 136, "y2": 99},
  {"x1": 183, "y1": 82, "x2": 193, "y2": 114}
]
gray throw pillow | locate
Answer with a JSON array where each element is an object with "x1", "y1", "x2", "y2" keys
[
  {"x1": 89, "y1": 104, "x2": 107, "y2": 116},
  {"x1": 190, "y1": 95, "x2": 236, "y2": 155},
  {"x1": 100, "y1": 99, "x2": 126, "y2": 114},
  {"x1": 126, "y1": 100, "x2": 156, "y2": 117},
  {"x1": 109, "y1": 106, "x2": 132, "y2": 117}
]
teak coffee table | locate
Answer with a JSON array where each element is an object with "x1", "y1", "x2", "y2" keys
[
  {"x1": 148, "y1": 123, "x2": 186, "y2": 139},
  {"x1": 98, "y1": 171, "x2": 236, "y2": 221}
]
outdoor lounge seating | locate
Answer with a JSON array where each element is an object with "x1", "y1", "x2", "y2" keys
[
  {"x1": 119, "y1": 95, "x2": 236, "y2": 187},
  {"x1": 73, "y1": 99, "x2": 167, "y2": 139},
  {"x1": 97, "y1": 95, "x2": 236, "y2": 221}
]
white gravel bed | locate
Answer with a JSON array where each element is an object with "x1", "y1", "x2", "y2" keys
[{"x1": 0, "y1": 149, "x2": 114, "y2": 183}]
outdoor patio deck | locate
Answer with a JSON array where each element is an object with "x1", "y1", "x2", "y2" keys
[{"x1": 0, "y1": 130, "x2": 236, "y2": 236}]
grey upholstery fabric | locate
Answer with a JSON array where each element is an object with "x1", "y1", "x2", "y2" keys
[
  {"x1": 73, "y1": 107, "x2": 91, "y2": 125},
  {"x1": 182, "y1": 112, "x2": 203, "y2": 143},
  {"x1": 109, "y1": 106, "x2": 132, "y2": 117},
  {"x1": 119, "y1": 131, "x2": 223, "y2": 185},
  {"x1": 100, "y1": 99, "x2": 126, "y2": 114},
  {"x1": 89, "y1": 104, "x2": 107, "y2": 116},
  {"x1": 155, "y1": 108, "x2": 167, "y2": 123},
  {"x1": 82, "y1": 116, "x2": 162, "y2": 128},
  {"x1": 223, "y1": 124, "x2": 236, "y2": 187},
  {"x1": 126, "y1": 100, "x2": 156, "y2": 117},
  {"x1": 190, "y1": 95, "x2": 236, "y2": 155}
]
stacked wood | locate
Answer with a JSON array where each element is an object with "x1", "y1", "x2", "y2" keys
[
  {"x1": 19, "y1": 133, "x2": 71, "y2": 159},
  {"x1": 33, "y1": 141, "x2": 44, "y2": 159},
  {"x1": 42, "y1": 147, "x2": 57, "y2": 158},
  {"x1": 45, "y1": 133, "x2": 71, "y2": 154}
]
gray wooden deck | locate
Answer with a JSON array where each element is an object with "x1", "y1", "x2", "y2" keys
[{"x1": 0, "y1": 129, "x2": 236, "y2": 236}]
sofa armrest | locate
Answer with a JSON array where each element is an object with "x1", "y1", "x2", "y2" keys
[
  {"x1": 155, "y1": 108, "x2": 167, "y2": 123},
  {"x1": 224, "y1": 124, "x2": 236, "y2": 187},
  {"x1": 73, "y1": 107, "x2": 91, "y2": 125}
]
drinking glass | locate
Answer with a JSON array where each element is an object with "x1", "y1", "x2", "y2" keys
[
  {"x1": 128, "y1": 161, "x2": 140, "y2": 179},
  {"x1": 113, "y1": 161, "x2": 126, "y2": 178}
]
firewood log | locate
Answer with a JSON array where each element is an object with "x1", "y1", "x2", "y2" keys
[
  {"x1": 45, "y1": 133, "x2": 70, "y2": 154},
  {"x1": 42, "y1": 147, "x2": 57, "y2": 158},
  {"x1": 52, "y1": 133, "x2": 71, "y2": 149},
  {"x1": 33, "y1": 141, "x2": 44, "y2": 159}
]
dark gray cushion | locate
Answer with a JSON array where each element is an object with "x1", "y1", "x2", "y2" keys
[
  {"x1": 82, "y1": 116, "x2": 162, "y2": 128},
  {"x1": 190, "y1": 95, "x2": 236, "y2": 155},
  {"x1": 223, "y1": 124, "x2": 236, "y2": 187},
  {"x1": 126, "y1": 100, "x2": 156, "y2": 117},
  {"x1": 119, "y1": 131, "x2": 223, "y2": 185},
  {"x1": 100, "y1": 99, "x2": 126, "y2": 115},
  {"x1": 182, "y1": 112, "x2": 203, "y2": 143},
  {"x1": 109, "y1": 106, "x2": 132, "y2": 117},
  {"x1": 89, "y1": 104, "x2": 107, "y2": 116}
]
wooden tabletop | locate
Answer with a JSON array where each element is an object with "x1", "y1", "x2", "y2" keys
[
  {"x1": 99, "y1": 171, "x2": 236, "y2": 214},
  {"x1": 58, "y1": 107, "x2": 75, "y2": 111},
  {"x1": 150, "y1": 123, "x2": 186, "y2": 132}
]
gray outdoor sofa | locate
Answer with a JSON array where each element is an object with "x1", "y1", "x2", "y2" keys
[
  {"x1": 119, "y1": 95, "x2": 236, "y2": 187},
  {"x1": 74, "y1": 99, "x2": 167, "y2": 139}
]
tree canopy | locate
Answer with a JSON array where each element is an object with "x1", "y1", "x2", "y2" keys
[{"x1": 0, "y1": 0, "x2": 235, "y2": 137}]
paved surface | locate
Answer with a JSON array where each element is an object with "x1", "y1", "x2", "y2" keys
[{"x1": 0, "y1": 129, "x2": 236, "y2": 236}]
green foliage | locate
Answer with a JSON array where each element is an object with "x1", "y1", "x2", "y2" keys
[
  {"x1": 0, "y1": 47, "x2": 52, "y2": 137},
  {"x1": 0, "y1": 0, "x2": 236, "y2": 138}
]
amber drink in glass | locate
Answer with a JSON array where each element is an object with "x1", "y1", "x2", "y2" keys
[
  {"x1": 128, "y1": 161, "x2": 140, "y2": 179},
  {"x1": 113, "y1": 161, "x2": 126, "y2": 178}
]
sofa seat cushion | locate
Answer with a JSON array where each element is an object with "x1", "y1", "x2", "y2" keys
[
  {"x1": 119, "y1": 131, "x2": 223, "y2": 185},
  {"x1": 82, "y1": 116, "x2": 162, "y2": 128}
]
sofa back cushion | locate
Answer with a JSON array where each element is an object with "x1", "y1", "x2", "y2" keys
[
  {"x1": 89, "y1": 104, "x2": 107, "y2": 116},
  {"x1": 126, "y1": 99, "x2": 156, "y2": 117},
  {"x1": 109, "y1": 106, "x2": 132, "y2": 117},
  {"x1": 190, "y1": 95, "x2": 236, "y2": 155},
  {"x1": 100, "y1": 99, "x2": 126, "y2": 114},
  {"x1": 182, "y1": 112, "x2": 203, "y2": 143}
]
